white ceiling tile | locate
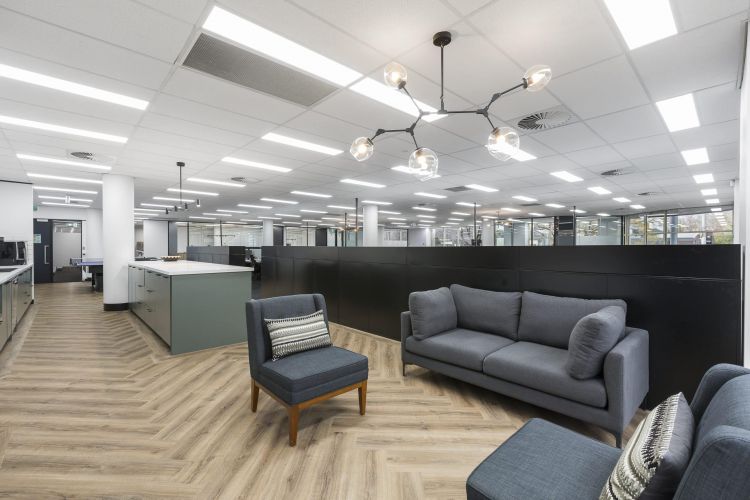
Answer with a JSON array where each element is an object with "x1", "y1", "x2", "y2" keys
[
  {"x1": 586, "y1": 105, "x2": 667, "y2": 143},
  {"x1": 138, "y1": 114, "x2": 253, "y2": 147},
  {"x1": 493, "y1": 87, "x2": 560, "y2": 121},
  {"x1": 694, "y1": 81, "x2": 741, "y2": 125},
  {"x1": 630, "y1": 153, "x2": 685, "y2": 171},
  {"x1": 284, "y1": 111, "x2": 371, "y2": 145},
  {"x1": 674, "y1": 0, "x2": 750, "y2": 31},
  {"x1": 133, "y1": 0, "x2": 209, "y2": 25},
  {"x1": 612, "y1": 135, "x2": 677, "y2": 160},
  {"x1": 564, "y1": 145, "x2": 625, "y2": 167},
  {"x1": 671, "y1": 119, "x2": 739, "y2": 149},
  {"x1": 532, "y1": 123, "x2": 605, "y2": 153}
]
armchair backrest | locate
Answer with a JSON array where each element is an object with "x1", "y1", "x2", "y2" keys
[{"x1": 245, "y1": 293, "x2": 328, "y2": 376}]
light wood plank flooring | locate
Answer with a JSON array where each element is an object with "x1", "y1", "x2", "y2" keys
[{"x1": 0, "y1": 283, "x2": 645, "y2": 499}]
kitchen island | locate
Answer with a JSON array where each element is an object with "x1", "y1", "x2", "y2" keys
[
  {"x1": 128, "y1": 260, "x2": 252, "y2": 355},
  {"x1": 0, "y1": 264, "x2": 33, "y2": 351}
]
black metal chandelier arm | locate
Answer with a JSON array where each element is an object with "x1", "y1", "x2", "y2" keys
[
  {"x1": 400, "y1": 86, "x2": 424, "y2": 116},
  {"x1": 482, "y1": 80, "x2": 527, "y2": 114}
]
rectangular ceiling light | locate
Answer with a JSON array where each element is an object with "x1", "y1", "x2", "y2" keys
[
  {"x1": 340, "y1": 178, "x2": 385, "y2": 188},
  {"x1": 275, "y1": 213, "x2": 301, "y2": 218},
  {"x1": 238, "y1": 203, "x2": 272, "y2": 209},
  {"x1": 693, "y1": 173, "x2": 714, "y2": 184},
  {"x1": 38, "y1": 195, "x2": 93, "y2": 202},
  {"x1": 603, "y1": 0, "x2": 677, "y2": 50},
  {"x1": 27, "y1": 173, "x2": 102, "y2": 184},
  {"x1": 481, "y1": 215, "x2": 497, "y2": 219},
  {"x1": 300, "y1": 209, "x2": 327, "y2": 214},
  {"x1": 291, "y1": 190, "x2": 331, "y2": 198},
  {"x1": 612, "y1": 197, "x2": 631, "y2": 203},
  {"x1": 452, "y1": 211, "x2": 470, "y2": 215},
  {"x1": 189, "y1": 216, "x2": 216, "y2": 220},
  {"x1": 328, "y1": 205, "x2": 355, "y2": 210},
  {"x1": 392, "y1": 165, "x2": 441, "y2": 177},
  {"x1": 388, "y1": 217, "x2": 406, "y2": 221},
  {"x1": 413, "y1": 206, "x2": 437, "y2": 212},
  {"x1": 141, "y1": 203, "x2": 173, "y2": 208},
  {"x1": 134, "y1": 208, "x2": 162, "y2": 212},
  {"x1": 202, "y1": 6, "x2": 361, "y2": 86},
  {"x1": 550, "y1": 171, "x2": 583, "y2": 183},
  {"x1": 501, "y1": 207, "x2": 521, "y2": 212},
  {"x1": 417, "y1": 214, "x2": 435, "y2": 218},
  {"x1": 261, "y1": 197, "x2": 297, "y2": 204},
  {"x1": 545, "y1": 203, "x2": 565, "y2": 208},
  {"x1": 512, "y1": 195, "x2": 537, "y2": 202},
  {"x1": 656, "y1": 94, "x2": 700, "y2": 132},
  {"x1": 465, "y1": 184, "x2": 498, "y2": 192},
  {"x1": 258, "y1": 216, "x2": 282, "y2": 220},
  {"x1": 378, "y1": 210, "x2": 399, "y2": 215},
  {"x1": 587, "y1": 186, "x2": 612, "y2": 195},
  {"x1": 705, "y1": 198, "x2": 720, "y2": 205},
  {"x1": 630, "y1": 204, "x2": 645, "y2": 210},
  {"x1": 596, "y1": 213, "x2": 611, "y2": 217},
  {"x1": 0, "y1": 114, "x2": 128, "y2": 143},
  {"x1": 203, "y1": 212, "x2": 232, "y2": 217},
  {"x1": 349, "y1": 78, "x2": 443, "y2": 122},
  {"x1": 41, "y1": 201, "x2": 90, "y2": 208},
  {"x1": 711, "y1": 207, "x2": 722, "y2": 212},
  {"x1": 187, "y1": 177, "x2": 245, "y2": 187},
  {"x1": 167, "y1": 187, "x2": 219, "y2": 196},
  {"x1": 216, "y1": 209, "x2": 248, "y2": 213},
  {"x1": 681, "y1": 147, "x2": 709, "y2": 165},
  {"x1": 222, "y1": 156, "x2": 292, "y2": 173},
  {"x1": 448, "y1": 218, "x2": 464, "y2": 221},
  {"x1": 512, "y1": 149, "x2": 537, "y2": 162},
  {"x1": 415, "y1": 191, "x2": 446, "y2": 199},
  {"x1": 701, "y1": 188, "x2": 718, "y2": 196},
  {"x1": 33, "y1": 185, "x2": 97, "y2": 194},
  {"x1": 16, "y1": 153, "x2": 111, "y2": 171},
  {"x1": 154, "y1": 196, "x2": 196, "y2": 202},
  {"x1": 528, "y1": 212, "x2": 545, "y2": 217},
  {"x1": 456, "y1": 202, "x2": 480, "y2": 207},
  {"x1": 570, "y1": 209, "x2": 587, "y2": 214},
  {"x1": 0, "y1": 63, "x2": 149, "y2": 109},
  {"x1": 262, "y1": 132, "x2": 342, "y2": 155},
  {"x1": 362, "y1": 200, "x2": 392, "y2": 205}
]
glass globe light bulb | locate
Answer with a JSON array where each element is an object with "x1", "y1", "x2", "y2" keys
[
  {"x1": 408, "y1": 147, "x2": 439, "y2": 181},
  {"x1": 384, "y1": 61, "x2": 408, "y2": 89},
  {"x1": 350, "y1": 137, "x2": 374, "y2": 161},
  {"x1": 524, "y1": 65, "x2": 552, "y2": 92},
  {"x1": 486, "y1": 127, "x2": 520, "y2": 161}
]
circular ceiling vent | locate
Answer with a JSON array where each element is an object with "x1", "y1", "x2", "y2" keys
[
  {"x1": 600, "y1": 167, "x2": 635, "y2": 177},
  {"x1": 68, "y1": 151, "x2": 116, "y2": 164},
  {"x1": 518, "y1": 110, "x2": 572, "y2": 131}
]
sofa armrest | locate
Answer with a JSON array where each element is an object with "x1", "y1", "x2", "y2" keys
[
  {"x1": 603, "y1": 327, "x2": 649, "y2": 434},
  {"x1": 689, "y1": 364, "x2": 750, "y2": 421},
  {"x1": 401, "y1": 311, "x2": 412, "y2": 358}
]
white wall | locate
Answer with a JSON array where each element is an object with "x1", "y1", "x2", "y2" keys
[
  {"x1": 740, "y1": 27, "x2": 750, "y2": 367},
  {"x1": 0, "y1": 181, "x2": 33, "y2": 244},
  {"x1": 143, "y1": 220, "x2": 168, "y2": 258},
  {"x1": 177, "y1": 224, "x2": 187, "y2": 253},
  {"x1": 407, "y1": 228, "x2": 431, "y2": 247}
]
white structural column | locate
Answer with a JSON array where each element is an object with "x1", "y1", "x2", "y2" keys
[
  {"x1": 102, "y1": 174, "x2": 134, "y2": 309},
  {"x1": 482, "y1": 220, "x2": 494, "y2": 246},
  {"x1": 262, "y1": 219, "x2": 274, "y2": 246},
  {"x1": 143, "y1": 220, "x2": 169, "y2": 258},
  {"x1": 739, "y1": 28, "x2": 750, "y2": 366},
  {"x1": 362, "y1": 204, "x2": 379, "y2": 246}
]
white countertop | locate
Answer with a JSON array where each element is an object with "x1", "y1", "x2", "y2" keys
[
  {"x1": 129, "y1": 260, "x2": 251, "y2": 276},
  {"x1": 0, "y1": 263, "x2": 33, "y2": 285}
]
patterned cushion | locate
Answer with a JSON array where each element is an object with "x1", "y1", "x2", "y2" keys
[
  {"x1": 265, "y1": 310, "x2": 332, "y2": 361},
  {"x1": 600, "y1": 393, "x2": 694, "y2": 500}
]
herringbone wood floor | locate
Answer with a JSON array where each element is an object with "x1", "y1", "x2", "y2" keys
[{"x1": 0, "y1": 283, "x2": 645, "y2": 499}]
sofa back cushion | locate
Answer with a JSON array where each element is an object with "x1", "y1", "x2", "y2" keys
[
  {"x1": 566, "y1": 306, "x2": 626, "y2": 379},
  {"x1": 517, "y1": 291, "x2": 627, "y2": 349},
  {"x1": 450, "y1": 284, "x2": 522, "y2": 339},
  {"x1": 409, "y1": 287, "x2": 457, "y2": 340}
]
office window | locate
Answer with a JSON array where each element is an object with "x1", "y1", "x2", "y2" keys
[
  {"x1": 576, "y1": 216, "x2": 622, "y2": 245},
  {"x1": 383, "y1": 228, "x2": 407, "y2": 246},
  {"x1": 531, "y1": 218, "x2": 554, "y2": 246},
  {"x1": 646, "y1": 214, "x2": 666, "y2": 245},
  {"x1": 626, "y1": 214, "x2": 646, "y2": 245},
  {"x1": 433, "y1": 227, "x2": 458, "y2": 247},
  {"x1": 511, "y1": 220, "x2": 531, "y2": 246},
  {"x1": 672, "y1": 209, "x2": 733, "y2": 244}
]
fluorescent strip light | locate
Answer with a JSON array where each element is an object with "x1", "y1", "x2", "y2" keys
[
  {"x1": 388, "y1": 217, "x2": 406, "y2": 221},
  {"x1": 300, "y1": 209, "x2": 328, "y2": 214},
  {"x1": 27, "y1": 173, "x2": 102, "y2": 184},
  {"x1": 415, "y1": 192, "x2": 446, "y2": 199},
  {"x1": 588, "y1": 186, "x2": 612, "y2": 195},
  {"x1": 38, "y1": 195, "x2": 93, "y2": 202},
  {"x1": 596, "y1": 213, "x2": 611, "y2": 217},
  {"x1": 261, "y1": 197, "x2": 297, "y2": 204},
  {"x1": 262, "y1": 132, "x2": 342, "y2": 155},
  {"x1": 612, "y1": 197, "x2": 631, "y2": 203},
  {"x1": 656, "y1": 94, "x2": 700, "y2": 132},
  {"x1": 362, "y1": 200, "x2": 392, "y2": 205},
  {"x1": 603, "y1": 0, "x2": 677, "y2": 50},
  {"x1": 16, "y1": 153, "x2": 111, "y2": 171},
  {"x1": 167, "y1": 188, "x2": 219, "y2": 196},
  {"x1": 187, "y1": 177, "x2": 245, "y2": 187},
  {"x1": 512, "y1": 195, "x2": 537, "y2": 202},
  {"x1": 203, "y1": 6, "x2": 361, "y2": 86},
  {"x1": 545, "y1": 203, "x2": 565, "y2": 208},
  {"x1": 482, "y1": 216, "x2": 497, "y2": 219},
  {"x1": 528, "y1": 213, "x2": 546, "y2": 217},
  {"x1": 302, "y1": 219, "x2": 321, "y2": 223},
  {"x1": 681, "y1": 147, "x2": 709, "y2": 165},
  {"x1": 418, "y1": 224, "x2": 433, "y2": 227},
  {"x1": 222, "y1": 156, "x2": 292, "y2": 173},
  {"x1": 33, "y1": 186, "x2": 98, "y2": 194},
  {"x1": 417, "y1": 214, "x2": 436, "y2": 218},
  {"x1": 630, "y1": 204, "x2": 645, "y2": 210},
  {"x1": 283, "y1": 221, "x2": 301, "y2": 225},
  {"x1": 41, "y1": 201, "x2": 90, "y2": 208},
  {"x1": 328, "y1": 205, "x2": 355, "y2": 210},
  {"x1": 238, "y1": 204, "x2": 272, "y2": 209},
  {"x1": 701, "y1": 188, "x2": 718, "y2": 196},
  {"x1": 711, "y1": 207, "x2": 722, "y2": 212},
  {"x1": 189, "y1": 216, "x2": 216, "y2": 220},
  {"x1": 501, "y1": 207, "x2": 521, "y2": 212},
  {"x1": 448, "y1": 218, "x2": 464, "y2": 221},
  {"x1": 322, "y1": 217, "x2": 342, "y2": 221},
  {"x1": 154, "y1": 196, "x2": 195, "y2": 203},
  {"x1": 216, "y1": 209, "x2": 248, "y2": 214},
  {"x1": 456, "y1": 202, "x2": 480, "y2": 207},
  {"x1": 134, "y1": 208, "x2": 162, "y2": 213},
  {"x1": 379, "y1": 210, "x2": 401, "y2": 215},
  {"x1": 203, "y1": 212, "x2": 232, "y2": 217},
  {"x1": 452, "y1": 211, "x2": 470, "y2": 216},
  {"x1": 0, "y1": 63, "x2": 149, "y2": 109},
  {"x1": 693, "y1": 173, "x2": 714, "y2": 184},
  {"x1": 240, "y1": 219, "x2": 262, "y2": 222},
  {"x1": 550, "y1": 171, "x2": 583, "y2": 183},
  {"x1": 705, "y1": 198, "x2": 720, "y2": 205},
  {"x1": 349, "y1": 77, "x2": 443, "y2": 122},
  {"x1": 0, "y1": 114, "x2": 127, "y2": 143},
  {"x1": 340, "y1": 178, "x2": 385, "y2": 188},
  {"x1": 258, "y1": 216, "x2": 282, "y2": 220},
  {"x1": 512, "y1": 149, "x2": 537, "y2": 162},
  {"x1": 465, "y1": 184, "x2": 498, "y2": 192},
  {"x1": 570, "y1": 209, "x2": 587, "y2": 214},
  {"x1": 445, "y1": 222, "x2": 460, "y2": 225},
  {"x1": 141, "y1": 203, "x2": 173, "y2": 208},
  {"x1": 291, "y1": 190, "x2": 331, "y2": 198},
  {"x1": 413, "y1": 206, "x2": 436, "y2": 212},
  {"x1": 275, "y1": 213, "x2": 301, "y2": 218},
  {"x1": 391, "y1": 165, "x2": 441, "y2": 178}
]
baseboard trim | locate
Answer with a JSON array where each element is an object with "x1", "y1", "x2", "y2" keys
[{"x1": 103, "y1": 303, "x2": 128, "y2": 311}]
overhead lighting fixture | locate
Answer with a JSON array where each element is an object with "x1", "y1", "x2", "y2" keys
[
  {"x1": 448, "y1": 218, "x2": 464, "y2": 221},
  {"x1": 456, "y1": 202, "x2": 480, "y2": 207},
  {"x1": 189, "y1": 216, "x2": 217, "y2": 220},
  {"x1": 302, "y1": 219, "x2": 321, "y2": 223},
  {"x1": 203, "y1": 6, "x2": 361, "y2": 86},
  {"x1": 417, "y1": 214, "x2": 436, "y2": 218},
  {"x1": 613, "y1": 197, "x2": 631, "y2": 203},
  {"x1": 291, "y1": 190, "x2": 331, "y2": 198},
  {"x1": 693, "y1": 173, "x2": 714, "y2": 184},
  {"x1": 391, "y1": 165, "x2": 441, "y2": 178},
  {"x1": 41, "y1": 201, "x2": 90, "y2": 208},
  {"x1": 415, "y1": 191, "x2": 446, "y2": 199},
  {"x1": 27, "y1": 173, "x2": 102, "y2": 184},
  {"x1": 501, "y1": 207, "x2": 521, "y2": 212},
  {"x1": 388, "y1": 217, "x2": 406, "y2": 221},
  {"x1": 596, "y1": 213, "x2": 611, "y2": 217},
  {"x1": 705, "y1": 198, "x2": 720, "y2": 205},
  {"x1": 216, "y1": 209, "x2": 248, "y2": 214},
  {"x1": 603, "y1": 0, "x2": 677, "y2": 50},
  {"x1": 187, "y1": 177, "x2": 245, "y2": 187},
  {"x1": 238, "y1": 203, "x2": 272, "y2": 209},
  {"x1": 154, "y1": 196, "x2": 195, "y2": 203},
  {"x1": 588, "y1": 186, "x2": 612, "y2": 195},
  {"x1": 512, "y1": 195, "x2": 537, "y2": 202},
  {"x1": 528, "y1": 212, "x2": 545, "y2": 217},
  {"x1": 261, "y1": 197, "x2": 297, "y2": 204},
  {"x1": 466, "y1": 184, "x2": 498, "y2": 193},
  {"x1": 340, "y1": 178, "x2": 386, "y2": 188},
  {"x1": 350, "y1": 78, "x2": 442, "y2": 123},
  {"x1": 134, "y1": 208, "x2": 162, "y2": 213},
  {"x1": 481, "y1": 215, "x2": 497, "y2": 219},
  {"x1": 167, "y1": 188, "x2": 219, "y2": 196},
  {"x1": 240, "y1": 219, "x2": 262, "y2": 223},
  {"x1": 512, "y1": 149, "x2": 537, "y2": 162},
  {"x1": 221, "y1": 156, "x2": 292, "y2": 173},
  {"x1": 300, "y1": 209, "x2": 327, "y2": 214},
  {"x1": 711, "y1": 207, "x2": 722, "y2": 212},
  {"x1": 681, "y1": 148, "x2": 709, "y2": 166},
  {"x1": 262, "y1": 132, "x2": 342, "y2": 156},
  {"x1": 16, "y1": 153, "x2": 111, "y2": 171},
  {"x1": 141, "y1": 203, "x2": 173, "y2": 208},
  {"x1": 328, "y1": 205, "x2": 355, "y2": 210},
  {"x1": 630, "y1": 204, "x2": 645, "y2": 210},
  {"x1": 452, "y1": 211, "x2": 470, "y2": 216},
  {"x1": 258, "y1": 216, "x2": 282, "y2": 220},
  {"x1": 701, "y1": 188, "x2": 718, "y2": 196},
  {"x1": 413, "y1": 206, "x2": 437, "y2": 212},
  {"x1": 656, "y1": 94, "x2": 700, "y2": 132},
  {"x1": 550, "y1": 171, "x2": 583, "y2": 183},
  {"x1": 570, "y1": 209, "x2": 587, "y2": 214},
  {"x1": 275, "y1": 213, "x2": 301, "y2": 218},
  {"x1": 545, "y1": 203, "x2": 565, "y2": 208},
  {"x1": 0, "y1": 114, "x2": 128, "y2": 143},
  {"x1": 38, "y1": 195, "x2": 93, "y2": 203},
  {"x1": 203, "y1": 212, "x2": 232, "y2": 217},
  {"x1": 379, "y1": 210, "x2": 401, "y2": 215},
  {"x1": 362, "y1": 200, "x2": 392, "y2": 205},
  {"x1": 33, "y1": 186, "x2": 98, "y2": 194},
  {"x1": 445, "y1": 222, "x2": 460, "y2": 225},
  {"x1": 322, "y1": 217, "x2": 342, "y2": 221}
]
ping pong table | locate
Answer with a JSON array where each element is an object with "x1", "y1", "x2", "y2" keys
[{"x1": 71, "y1": 258, "x2": 103, "y2": 291}]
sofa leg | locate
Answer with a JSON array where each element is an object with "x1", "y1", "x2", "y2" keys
[
  {"x1": 250, "y1": 379, "x2": 259, "y2": 413},
  {"x1": 358, "y1": 380, "x2": 367, "y2": 415},
  {"x1": 614, "y1": 432, "x2": 623, "y2": 449},
  {"x1": 288, "y1": 405, "x2": 300, "y2": 447},
  {"x1": 402, "y1": 362, "x2": 407, "y2": 377}
]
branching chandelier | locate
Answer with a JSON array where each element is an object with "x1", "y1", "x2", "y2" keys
[
  {"x1": 350, "y1": 31, "x2": 552, "y2": 181},
  {"x1": 164, "y1": 161, "x2": 201, "y2": 215}
]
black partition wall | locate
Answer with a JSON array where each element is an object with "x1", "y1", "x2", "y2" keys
[{"x1": 261, "y1": 245, "x2": 743, "y2": 407}]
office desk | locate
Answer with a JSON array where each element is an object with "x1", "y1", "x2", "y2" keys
[{"x1": 71, "y1": 258, "x2": 103, "y2": 291}]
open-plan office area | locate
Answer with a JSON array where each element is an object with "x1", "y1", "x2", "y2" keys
[{"x1": 0, "y1": 1, "x2": 749, "y2": 498}]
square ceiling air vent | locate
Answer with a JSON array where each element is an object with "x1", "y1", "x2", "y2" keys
[{"x1": 183, "y1": 33, "x2": 338, "y2": 107}]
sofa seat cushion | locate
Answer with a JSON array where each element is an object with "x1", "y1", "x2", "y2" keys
[
  {"x1": 405, "y1": 328, "x2": 515, "y2": 371},
  {"x1": 518, "y1": 291, "x2": 627, "y2": 349},
  {"x1": 409, "y1": 287, "x2": 458, "y2": 340},
  {"x1": 483, "y1": 342, "x2": 607, "y2": 407},
  {"x1": 450, "y1": 284, "x2": 522, "y2": 339},
  {"x1": 467, "y1": 418, "x2": 621, "y2": 500}
]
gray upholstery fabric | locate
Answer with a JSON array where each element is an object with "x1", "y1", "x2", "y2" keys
[
  {"x1": 261, "y1": 346, "x2": 367, "y2": 393},
  {"x1": 449, "y1": 284, "x2": 522, "y2": 339},
  {"x1": 517, "y1": 291, "x2": 627, "y2": 349},
  {"x1": 405, "y1": 328, "x2": 514, "y2": 371},
  {"x1": 483, "y1": 342, "x2": 607, "y2": 407},
  {"x1": 603, "y1": 327, "x2": 650, "y2": 437},
  {"x1": 409, "y1": 287, "x2": 457, "y2": 340},
  {"x1": 689, "y1": 363, "x2": 750, "y2": 421},
  {"x1": 467, "y1": 419, "x2": 621, "y2": 500},
  {"x1": 566, "y1": 306, "x2": 626, "y2": 380},
  {"x1": 693, "y1": 373, "x2": 750, "y2": 450}
]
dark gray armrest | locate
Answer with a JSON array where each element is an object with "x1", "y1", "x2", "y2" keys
[
  {"x1": 401, "y1": 311, "x2": 412, "y2": 358},
  {"x1": 690, "y1": 364, "x2": 750, "y2": 420},
  {"x1": 603, "y1": 327, "x2": 649, "y2": 433}
]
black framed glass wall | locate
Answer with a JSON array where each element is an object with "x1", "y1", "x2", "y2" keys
[
  {"x1": 623, "y1": 207, "x2": 732, "y2": 245},
  {"x1": 575, "y1": 215, "x2": 622, "y2": 245}
]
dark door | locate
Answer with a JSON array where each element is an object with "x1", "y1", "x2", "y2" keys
[{"x1": 33, "y1": 219, "x2": 53, "y2": 283}]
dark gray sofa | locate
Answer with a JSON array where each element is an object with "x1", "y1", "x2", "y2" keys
[
  {"x1": 467, "y1": 364, "x2": 750, "y2": 500},
  {"x1": 401, "y1": 285, "x2": 649, "y2": 446}
]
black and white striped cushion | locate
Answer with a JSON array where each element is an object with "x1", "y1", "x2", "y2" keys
[{"x1": 265, "y1": 310, "x2": 332, "y2": 361}]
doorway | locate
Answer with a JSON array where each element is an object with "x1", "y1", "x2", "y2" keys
[
  {"x1": 52, "y1": 220, "x2": 83, "y2": 282},
  {"x1": 33, "y1": 219, "x2": 53, "y2": 283}
]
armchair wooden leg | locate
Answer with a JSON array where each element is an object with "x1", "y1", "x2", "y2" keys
[
  {"x1": 251, "y1": 379, "x2": 259, "y2": 413},
  {"x1": 358, "y1": 380, "x2": 367, "y2": 416},
  {"x1": 288, "y1": 406, "x2": 300, "y2": 446},
  {"x1": 402, "y1": 362, "x2": 407, "y2": 377}
]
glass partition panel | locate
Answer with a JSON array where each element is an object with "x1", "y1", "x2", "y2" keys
[
  {"x1": 188, "y1": 222, "x2": 220, "y2": 246},
  {"x1": 576, "y1": 216, "x2": 622, "y2": 245},
  {"x1": 673, "y1": 209, "x2": 734, "y2": 244},
  {"x1": 220, "y1": 223, "x2": 263, "y2": 247},
  {"x1": 383, "y1": 228, "x2": 408, "y2": 246},
  {"x1": 626, "y1": 214, "x2": 645, "y2": 245},
  {"x1": 433, "y1": 227, "x2": 458, "y2": 247},
  {"x1": 531, "y1": 218, "x2": 554, "y2": 246},
  {"x1": 284, "y1": 226, "x2": 316, "y2": 246},
  {"x1": 646, "y1": 214, "x2": 666, "y2": 245},
  {"x1": 495, "y1": 222, "x2": 509, "y2": 246},
  {"x1": 511, "y1": 220, "x2": 531, "y2": 246}
]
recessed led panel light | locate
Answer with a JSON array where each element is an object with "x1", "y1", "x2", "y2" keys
[
  {"x1": 41, "y1": 201, "x2": 90, "y2": 208},
  {"x1": 362, "y1": 200, "x2": 392, "y2": 205},
  {"x1": 550, "y1": 171, "x2": 583, "y2": 183},
  {"x1": 448, "y1": 218, "x2": 464, "y2": 221},
  {"x1": 340, "y1": 178, "x2": 385, "y2": 188},
  {"x1": 238, "y1": 204, "x2": 272, "y2": 209},
  {"x1": 167, "y1": 188, "x2": 219, "y2": 196},
  {"x1": 705, "y1": 198, "x2": 720, "y2": 205},
  {"x1": 452, "y1": 211, "x2": 470, "y2": 216},
  {"x1": 275, "y1": 213, "x2": 301, "y2": 218},
  {"x1": 257, "y1": 216, "x2": 282, "y2": 220},
  {"x1": 481, "y1": 215, "x2": 497, "y2": 219},
  {"x1": 33, "y1": 186, "x2": 98, "y2": 194},
  {"x1": 261, "y1": 197, "x2": 297, "y2": 204},
  {"x1": 456, "y1": 202, "x2": 480, "y2": 207},
  {"x1": 240, "y1": 219, "x2": 262, "y2": 222},
  {"x1": 603, "y1": 0, "x2": 677, "y2": 50},
  {"x1": 322, "y1": 217, "x2": 342, "y2": 221},
  {"x1": 613, "y1": 197, "x2": 631, "y2": 203},
  {"x1": 656, "y1": 94, "x2": 700, "y2": 132},
  {"x1": 328, "y1": 205, "x2": 355, "y2": 210},
  {"x1": 711, "y1": 207, "x2": 722, "y2": 212},
  {"x1": 417, "y1": 214, "x2": 435, "y2": 218},
  {"x1": 701, "y1": 188, "x2": 718, "y2": 196},
  {"x1": 681, "y1": 147, "x2": 709, "y2": 165},
  {"x1": 512, "y1": 195, "x2": 537, "y2": 202},
  {"x1": 392, "y1": 165, "x2": 441, "y2": 177},
  {"x1": 413, "y1": 206, "x2": 436, "y2": 212},
  {"x1": 349, "y1": 78, "x2": 443, "y2": 122},
  {"x1": 570, "y1": 209, "x2": 587, "y2": 214},
  {"x1": 465, "y1": 184, "x2": 498, "y2": 192},
  {"x1": 154, "y1": 196, "x2": 195, "y2": 203},
  {"x1": 512, "y1": 149, "x2": 537, "y2": 162},
  {"x1": 379, "y1": 210, "x2": 401, "y2": 215},
  {"x1": 187, "y1": 177, "x2": 245, "y2": 187},
  {"x1": 528, "y1": 212, "x2": 545, "y2": 217},
  {"x1": 203, "y1": 212, "x2": 232, "y2": 217},
  {"x1": 291, "y1": 190, "x2": 331, "y2": 198},
  {"x1": 141, "y1": 203, "x2": 173, "y2": 208},
  {"x1": 596, "y1": 213, "x2": 611, "y2": 217},
  {"x1": 300, "y1": 209, "x2": 327, "y2": 214},
  {"x1": 0, "y1": 114, "x2": 128, "y2": 143},
  {"x1": 693, "y1": 173, "x2": 714, "y2": 184},
  {"x1": 501, "y1": 207, "x2": 520, "y2": 212},
  {"x1": 414, "y1": 191, "x2": 446, "y2": 199},
  {"x1": 216, "y1": 209, "x2": 248, "y2": 213},
  {"x1": 445, "y1": 222, "x2": 460, "y2": 225},
  {"x1": 263, "y1": 132, "x2": 342, "y2": 155},
  {"x1": 222, "y1": 156, "x2": 292, "y2": 173},
  {"x1": 16, "y1": 153, "x2": 111, "y2": 171},
  {"x1": 588, "y1": 186, "x2": 612, "y2": 195},
  {"x1": 27, "y1": 173, "x2": 102, "y2": 184},
  {"x1": 38, "y1": 195, "x2": 93, "y2": 202},
  {"x1": 545, "y1": 203, "x2": 565, "y2": 208},
  {"x1": 189, "y1": 216, "x2": 216, "y2": 220},
  {"x1": 630, "y1": 204, "x2": 645, "y2": 210},
  {"x1": 388, "y1": 217, "x2": 406, "y2": 221}
]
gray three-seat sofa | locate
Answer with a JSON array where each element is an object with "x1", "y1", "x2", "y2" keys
[{"x1": 401, "y1": 284, "x2": 649, "y2": 445}]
